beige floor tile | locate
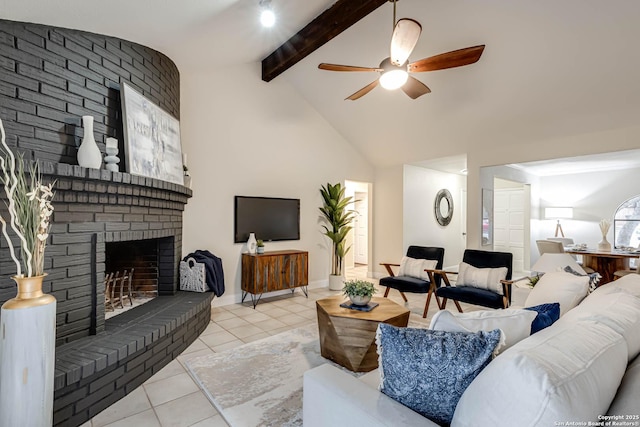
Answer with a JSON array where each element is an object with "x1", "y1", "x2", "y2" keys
[
  {"x1": 210, "y1": 309, "x2": 236, "y2": 321},
  {"x1": 182, "y1": 338, "x2": 210, "y2": 355},
  {"x1": 210, "y1": 339, "x2": 244, "y2": 352},
  {"x1": 282, "y1": 303, "x2": 309, "y2": 313},
  {"x1": 241, "y1": 311, "x2": 272, "y2": 323},
  {"x1": 92, "y1": 387, "x2": 151, "y2": 426},
  {"x1": 223, "y1": 305, "x2": 257, "y2": 316},
  {"x1": 100, "y1": 409, "x2": 160, "y2": 427},
  {"x1": 254, "y1": 318, "x2": 287, "y2": 332},
  {"x1": 199, "y1": 321, "x2": 225, "y2": 336},
  {"x1": 143, "y1": 372, "x2": 199, "y2": 407},
  {"x1": 241, "y1": 331, "x2": 271, "y2": 343},
  {"x1": 255, "y1": 306, "x2": 290, "y2": 317},
  {"x1": 199, "y1": 330, "x2": 238, "y2": 348},
  {"x1": 227, "y1": 324, "x2": 264, "y2": 339},
  {"x1": 278, "y1": 312, "x2": 308, "y2": 326},
  {"x1": 188, "y1": 413, "x2": 230, "y2": 427},
  {"x1": 267, "y1": 325, "x2": 296, "y2": 335},
  {"x1": 144, "y1": 359, "x2": 186, "y2": 385},
  {"x1": 153, "y1": 391, "x2": 217, "y2": 427},
  {"x1": 177, "y1": 347, "x2": 215, "y2": 366},
  {"x1": 297, "y1": 310, "x2": 318, "y2": 320},
  {"x1": 216, "y1": 316, "x2": 250, "y2": 330}
]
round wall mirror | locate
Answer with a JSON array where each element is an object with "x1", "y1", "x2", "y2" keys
[{"x1": 434, "y1": 189, "x2": 454, "y2": 226}]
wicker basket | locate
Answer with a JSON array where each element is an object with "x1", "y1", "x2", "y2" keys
[{"x1": 179, "y1": 258, "x2": 207, "y2": 292}]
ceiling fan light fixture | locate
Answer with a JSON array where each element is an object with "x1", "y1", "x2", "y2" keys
[
  {"x1": 260, "y1": 0, "x2": 275, "y2": 27},
  {"x1": 380, "y1": 69, "x2": 408, "y2": 90}
]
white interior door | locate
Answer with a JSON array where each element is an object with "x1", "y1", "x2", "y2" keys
[
  {"x1": 494, "y1": 188, "x2": 525, "y2": 273},
  {"x1": 354, "y1": 192, "x2": 368, "y2": 265}
]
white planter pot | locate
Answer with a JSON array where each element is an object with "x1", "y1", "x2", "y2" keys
[
  {"x1": 328, "y1": 274, "x2": 344, "y2": 291},
  {"x1": 349, "y1": 294, "x2": 371, "y2": 306}
]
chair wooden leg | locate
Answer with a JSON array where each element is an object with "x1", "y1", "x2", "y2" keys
[
  {"x1": 441, "y1": 298, "x2": 448, "y2": 309},
  {"x1": 384, "y1": 287, "x2": 390, "y2": 297},
  {"x1": 423, "y1": 288, "x2": 434, "y2": 318},
  {"x1": 454, "y1": 300, "x2": 463, "y2": 313},
  {"x1": 399, "y1": 291, "x2": 408, "y2": 303}
]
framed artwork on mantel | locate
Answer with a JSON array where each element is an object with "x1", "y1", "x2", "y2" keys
[{"x1": 121, "y1": 82, "x2": 184, "y2": 185}]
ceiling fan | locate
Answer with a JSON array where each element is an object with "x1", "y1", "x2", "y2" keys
[{"x1": 318, "y1": 0, "x2": 485, "y2": 100}]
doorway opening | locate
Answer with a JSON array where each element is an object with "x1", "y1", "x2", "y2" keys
[{"x1": 345, "y1": 180, "x2": 372, "y2": 280}]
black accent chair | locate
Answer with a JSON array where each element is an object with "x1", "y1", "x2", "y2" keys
[
  {"x1": 431, "y1": 249, "x2": 514, "y2": 313},
  {"x1": 380, "y1": 246, "x2": 445, "y2": 318}
]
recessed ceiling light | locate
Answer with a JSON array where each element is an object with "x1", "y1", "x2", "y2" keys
[{"x1": 260, "y1": 0, "x2": 275, "y2": 28}]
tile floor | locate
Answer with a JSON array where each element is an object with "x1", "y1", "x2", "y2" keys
[{"x1": 82, "y1": 266, "x2": 531, "y2": 427}]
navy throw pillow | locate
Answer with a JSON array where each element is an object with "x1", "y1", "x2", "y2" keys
[
  {"x1": 524, "y1": 302, "x2": 560, "y2": 334},
  {"x1": 376, "y1": 323, "x2": 502, "y2": 426}
]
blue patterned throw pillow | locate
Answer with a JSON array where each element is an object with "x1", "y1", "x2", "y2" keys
[
  {"x1": 376, "y1": 324, "x2": 502, "y2": 426},
  {"x1": 524, "y1": 302, "x2": 560, "y2": 334}
]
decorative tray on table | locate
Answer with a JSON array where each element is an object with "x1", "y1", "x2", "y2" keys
[{"x1": 339, "y1": 302, "x2": 379, "y2": 312}]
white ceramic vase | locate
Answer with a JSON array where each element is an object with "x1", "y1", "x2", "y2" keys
[
  {"x1": 247, "y1": 233, "x2": 257, "y2": 254},
  {"x1": 598, "y1": 235, "x2": 612, "y2": 252},
  {"x1": 78, "y1": 115, "x2": 102, "y2": 169}
]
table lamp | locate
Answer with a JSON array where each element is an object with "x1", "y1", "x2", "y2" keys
[{"x1": 544, "y1": 207, "x2": 574, "y2": 237}]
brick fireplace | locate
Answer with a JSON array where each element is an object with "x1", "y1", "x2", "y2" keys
[{"x1": 0, "y1": 20, "x2": 213, "y2": 426}]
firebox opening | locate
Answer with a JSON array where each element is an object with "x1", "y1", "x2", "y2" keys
[{"x1": 104, "y1": 236, "x2": 175, "y2": 317}]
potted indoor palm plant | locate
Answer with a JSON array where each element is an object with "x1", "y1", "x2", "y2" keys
[{"x1": 319, "y1": 182, "x2": 357, "y2": 290}]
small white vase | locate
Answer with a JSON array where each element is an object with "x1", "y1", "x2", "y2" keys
[
  {"x1": 77, "y1": 116, "x2": 102, "y2": 169},
  {"x1": 246, "y1": 233, "x2": 257, "y2": 254},
  {"x1": 598, "y1": 235, "x2": 612, "y2": 252}
]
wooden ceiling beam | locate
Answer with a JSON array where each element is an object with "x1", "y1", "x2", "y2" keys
[{"x1": 261, "y1": 0, "x2": 389, "y2": 82}]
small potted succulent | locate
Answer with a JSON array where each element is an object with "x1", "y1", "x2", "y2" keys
[
  {"x1": 342, "y1": 279, "x2": 376, "y2": 306},
  {"x1": 256, "y1": 239, "x2": 265, "y2": 254},
  {"x1": 528, "y1": 273, "x2": 541, "y2": 288}
]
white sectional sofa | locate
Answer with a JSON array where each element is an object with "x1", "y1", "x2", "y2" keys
[{"x1": 303, "y1": 274, "x2": 640, "y2": 427}]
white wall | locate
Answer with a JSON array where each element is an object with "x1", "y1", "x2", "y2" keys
[
  {"x1": 372, "y1": 165, "x2": 404, "y2": 276},
  {"x1": 534, "y1": 166, "x2": 640, "y2": 251},
  {"x1": 179, "y1": 63, "x2": 374, "y2": 304},
  {"x1": 466, "y1": 125, "x2": 640, "y2": 249},
  {"x1": 373, "y1": 126, "x2": 640, "y2": 275},
  {"x1": 402, "y1": 165, "x2": 466, "y2": 269}
]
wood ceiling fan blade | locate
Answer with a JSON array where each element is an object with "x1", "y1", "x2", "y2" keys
[
  {"x1": 408, "y1": 45, "x2": 485, "y2": 73},
  {"x1": 346, "y1": 79, "x2": 380, "y2": 101},
  {"x1": 319, "y1": 63, "x2": 383, "y2": 72},
  {"x1": 390, "y1": 18, "x2": 422, "y2": 66},
  {"x1": 401, "y1": 76, "x2": 431, "y2": 99}
]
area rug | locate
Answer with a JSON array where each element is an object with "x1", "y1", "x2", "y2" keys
[{"x1": 185, "y1": 324, "x2": 341, "y2": 427}]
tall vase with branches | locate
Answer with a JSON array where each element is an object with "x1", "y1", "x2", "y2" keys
[
  {"x1": 0, "y1": 120, "x2": 54, "y2": 280},
  {"x1": 319, "y1": 183, "x2": 357, "y2": 290},
  {"x1": 0, "y1": 117, "x2": 56, "y2": 426}
]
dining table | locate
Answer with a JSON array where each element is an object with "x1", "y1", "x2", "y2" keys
[{"x1": 564, "y1": 248, "x2": 640, "y2": 284}]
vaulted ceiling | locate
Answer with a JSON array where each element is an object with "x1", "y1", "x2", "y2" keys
[{"x1": 3, "y1": 0, "x2": 640, "y2": 169}]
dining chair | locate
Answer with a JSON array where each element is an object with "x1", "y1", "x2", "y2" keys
[
  {"x1": 379, "y1": 246, "x2": 445, "y2": 318},
  {"x1": 537, "y1": 239, "x2": 595, "y2": 274}
]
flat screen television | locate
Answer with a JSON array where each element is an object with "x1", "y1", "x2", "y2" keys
[{"x1": 234, "y1": 196, "x2": 300, "y2": 243}]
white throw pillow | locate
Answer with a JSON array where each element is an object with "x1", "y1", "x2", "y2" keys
[
  {"x1": 456, "y1": 262, "x2": 508, "y2": 295},
  {"x1": 429, "y1": 309, "x2": 537, "y2": 352},
  {"x1": 451, "y1": 320, "x2": 628, "y2": 427},
  {"x1": 524, "y1": 271, "x2": 589, "y2": 316},
  {"x1": 398, "y1": 256, "x2": 438, "y2": 281}
]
